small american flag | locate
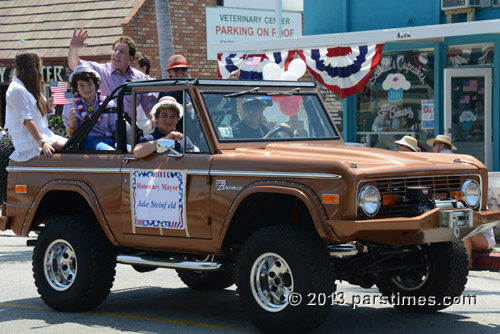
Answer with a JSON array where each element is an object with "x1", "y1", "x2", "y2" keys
[
  {"x1": 244, "y1": 56, "x2": 262, "y2": 66},
  {"x1": 459, "y1": 95, "x2": 470, "y2": 104},
  {"x1": 463, "y1": 79, "x2": 477, "y2": 92},
  {"x1": 50, "y1": 81, "x2": 72, "y2": 105}
]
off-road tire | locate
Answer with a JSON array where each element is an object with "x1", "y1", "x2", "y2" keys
[
  {"x1": 376, "y1": 241, "x2": 468, "y2": 312},
  {"x1": 32, "y1": 215, "x2": 116, "y2": 311},
  {"x1": 237, "y1": 225, "x2": 335, "y2": 333},
  {"x1": 0, "y1": 133, "x2": 14, "y2": 203},
  {"x1": 176, "y1": 268, "x2": 236, "y2": 291}
]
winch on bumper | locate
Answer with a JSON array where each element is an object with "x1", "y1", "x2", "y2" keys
[{"x1": 329, "y1": 206, "x2": 500, "y2": 246}]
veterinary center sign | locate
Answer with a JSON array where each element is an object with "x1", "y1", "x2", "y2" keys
[{"x1": 206, "y1": 7, "x2": 302, "y2": 60}]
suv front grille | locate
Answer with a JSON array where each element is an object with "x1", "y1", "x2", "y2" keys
[{"x1": 361, "y1": 175, "x2": 463, "y2": 219}]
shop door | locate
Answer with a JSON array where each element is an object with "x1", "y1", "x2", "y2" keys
[{"x1": 444, "y1": 68, "x2": 492, "y2": 170}]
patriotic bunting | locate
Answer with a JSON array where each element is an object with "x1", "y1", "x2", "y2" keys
[
  {"x1": 297, "y1": 44, "x2": 384, "y2": 98},
  {"x1": 217, "y1": 44, "x2": 384, "y2": 98},
  {"x1": 217, "y1": 51, "x2": 295, "y2": 80},
  {"x1": 50, "y1": 81, "x2": 72, "y2": 105}
]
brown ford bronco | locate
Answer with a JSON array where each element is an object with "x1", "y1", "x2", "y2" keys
[{"x1": 1, "y1": 79, "x2": 500, "y2": 333}]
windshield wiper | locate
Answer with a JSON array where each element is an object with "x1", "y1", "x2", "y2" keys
[
  {"x1": 268, "y1": 88, "x2": 301, "y2": 96},
  {"x1": 224, "y1": 87, "x2": 260, "y2": 98}
]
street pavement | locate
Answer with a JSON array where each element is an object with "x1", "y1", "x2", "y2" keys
[{"x1": 1, "y1": 230, "x2": 499, "y2": 333}]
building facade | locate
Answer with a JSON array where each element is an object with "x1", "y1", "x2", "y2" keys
[{"x1": 304, "y1": 0, "x2": 500, "y2": 171}]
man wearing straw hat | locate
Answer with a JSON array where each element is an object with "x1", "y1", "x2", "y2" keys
[
  {"x1": 394, "y1": 135, "x2": 420, "y2": 152},
  {"x1": 426, "y1": 135, "x2": 457, "y2": 153}
]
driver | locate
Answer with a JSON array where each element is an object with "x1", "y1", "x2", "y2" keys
[{"x1": 231, "y1": 98, "x2": 270, "y2": 139}]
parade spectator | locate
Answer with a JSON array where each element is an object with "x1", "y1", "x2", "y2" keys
[
  {"x1": 372, "y1": 111, "x2": 401, "y2": 132},
  {"x1": 371, "y1": 109, "x2": 401, "y2": 149},
  {"x1": 133, "y1": 96, "x2": 196, "y2": 158},
  {"x1": 426, "y1": 135, "x2": 457, "y2": 153},
  {"x1": 426, "y1": 134, "x2": 496, "y2": 267},
  {"x1": 160, "y1": 55, "x2": 198, "y2": 139},
  {"x1": 463, "y1": 228, "x2": 497, "y2": 269},
  {"x1": 68, "y1": 28, "x2": 157, "y2": 124},
  {"x1": 5, "y1": 52, "x2": 67, "y2": 161},
  {"x1": 131, "y1": 52, "x2": 151, "y2": 77},
  {"x1": 130, "y1": 52, "x2": 154, "y2": 136},
  {"x1": 165, "y1": 55, "x2": 190, "y2": 79},
  {"x1": 394, "y1": 135, "x2": 420, "y2": 152},
  {"x1": 228, "y1": 69, "x2": 241, "y2": 79},
  {"x1": 62, "y1": 64, "x2": 117, "y2": 150}
]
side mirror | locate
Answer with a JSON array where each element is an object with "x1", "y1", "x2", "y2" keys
[{"x1": 157, "y1": 139, "x2": 183, "y2": 157}]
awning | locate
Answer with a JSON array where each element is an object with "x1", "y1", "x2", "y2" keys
[{"x1": 211, "y1": 19, "x2": 500, "y2": 54}]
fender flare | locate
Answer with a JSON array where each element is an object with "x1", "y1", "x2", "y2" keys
[
  {"x1": 21, "y1": 179, "x2": 119, "y2": 246},
  {"x1": 217, "y1": 180, "x2": 339, "y2": 244}
]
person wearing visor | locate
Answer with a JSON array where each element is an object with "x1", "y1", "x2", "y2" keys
[{"x1": 394, "y1": 135, "x2": 420, "y2": 152}]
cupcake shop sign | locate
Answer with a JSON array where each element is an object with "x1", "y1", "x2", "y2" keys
[
  {"x1": 378, "y1": 103, "x2": 414, "y2": 119},
  {"x1": 369, "y1": 57, "x2": 427, "y2": 86}
]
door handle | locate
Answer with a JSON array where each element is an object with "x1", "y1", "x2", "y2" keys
[{"x1": 122, "y1": 156, "x2": 138, "y2": 164}]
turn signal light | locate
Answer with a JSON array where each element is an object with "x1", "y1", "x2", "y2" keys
[
  {"x1": 382, "y1": 195, "x2": 396, "y2": 206},
  {"x1": 322, "y1": 194, "x2": 339, "y2": 204},
  {"x1": 449, "y1": 191, "x2": 462, "y2": 201},
  {"x1": 15, "y1": 185, "x2": 27, "y2": 193}
]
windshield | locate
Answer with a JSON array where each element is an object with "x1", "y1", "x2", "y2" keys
[{"x1": 202, "y1": 92, "x2": 340, "y2": 142}]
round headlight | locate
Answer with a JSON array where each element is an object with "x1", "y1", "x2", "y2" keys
[
  {"x1": 462, "y1": 179, "x2": 481, "y2": 208},
  {"x1": 358, "y1": 185, "x2": 381, "y2": 217}
]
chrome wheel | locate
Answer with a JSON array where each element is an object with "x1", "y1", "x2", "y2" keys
[
  {"x1": 391, "y1": 271, "x2": 428, "y2": 291},
  {"x1": 43, "y1": 239, "x2": 77, "y2": 291},
  {"x1": 390, "y1": 246, "x2": 429, "y2": 291},
  {"x1": 250, "y1": 252, "x2": 294, "y2": 312}
]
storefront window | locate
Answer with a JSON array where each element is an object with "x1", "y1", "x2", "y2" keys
[
  {"x1": 447, "y1": 43, "x2": 493, "y2": 67},
  {"x1": 356, "y1": 49, "x2": 434, "y2": 151}
]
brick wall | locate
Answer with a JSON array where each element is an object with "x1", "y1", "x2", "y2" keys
[
  {"x1": 170, "y1": 0, "x2": 218, "y2": 79},
  {"x1": 123, "y1": 0, "x2": 218, "y2": 80}
]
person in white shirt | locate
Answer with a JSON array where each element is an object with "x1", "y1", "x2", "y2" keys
[
  {"x1": 5, "y1": 52, "x2": 67, "y2": 162},
  {"x1": 371, "y1": 111, "x2": 401, "y2": 149}
]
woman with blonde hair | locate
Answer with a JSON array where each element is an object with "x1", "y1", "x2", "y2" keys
[{"x1": 5, "y1": 52, "x2": 66, "y2": 161}]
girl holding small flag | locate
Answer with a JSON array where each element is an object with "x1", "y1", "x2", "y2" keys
[
  {"x1": 62, "y1": 64, "x2": 117, "y2": 150},
  {"x1": 5, "y1": 52, "x2": 67, "y2": 161}
]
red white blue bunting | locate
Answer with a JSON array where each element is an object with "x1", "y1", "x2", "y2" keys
[
  {"x1": 297, "y1": 45, "x2": 384, "y2": 98},
  {"x1": 217, "y1": 45, "x2": 384, "y2": 98},
  {"x1": 217, "y1": 51, "x2": 295, "y2": 80}
]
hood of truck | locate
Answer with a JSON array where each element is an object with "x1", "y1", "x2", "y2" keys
[{"x1": 217, "y1": 142, "x2": 484, "y2": 177}]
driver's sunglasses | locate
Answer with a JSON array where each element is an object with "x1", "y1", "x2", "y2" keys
[{"x1": 172, "y1": 67, "x2": 188, "y2": 72}]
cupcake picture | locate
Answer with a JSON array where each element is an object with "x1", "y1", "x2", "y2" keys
[
  {"x1": 459, "y1": 110, "x2": 477, "y2": 131},
  {"x1": 382, "y1": 73, "x2": 411, "y2": 102}
]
